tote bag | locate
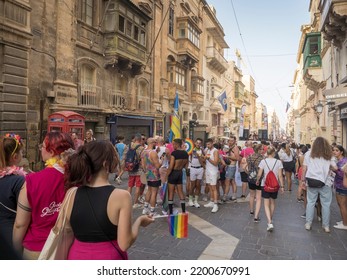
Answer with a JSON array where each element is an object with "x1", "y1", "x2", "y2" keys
[{"x1": 38, "y1": 187, "x2": 77, "y2": 260}]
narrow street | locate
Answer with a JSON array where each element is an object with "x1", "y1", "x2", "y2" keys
[{"x1": 110, "y1": 174, "x2": 347, "y2": 260}]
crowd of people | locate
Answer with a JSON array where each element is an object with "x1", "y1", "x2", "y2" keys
[
  {"x1": 112, "y1": 134, "x2": 347, "y2": 234},
  {"x1": 0, "y1": 130, "x2": 153, "y2": 260},
  {"x1": 1, "y1": 130, "x2": 347, "y2": 260}
]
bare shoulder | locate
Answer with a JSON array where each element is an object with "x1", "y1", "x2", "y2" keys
[{"x1": 110, "y1": 188, "x2": 131, "y2": 202}]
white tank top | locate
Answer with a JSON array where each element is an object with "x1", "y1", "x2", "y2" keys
[{"x1": 205, "y1": 147, "x2": 218, "y2": 173}]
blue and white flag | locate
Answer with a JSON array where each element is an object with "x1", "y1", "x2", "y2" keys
[{"x1": 217, "y1": 90, "x2": 227, "y2": 112}]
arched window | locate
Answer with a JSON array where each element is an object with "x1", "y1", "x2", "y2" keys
[{"x1": 115, "y1": 74, "x2": 128, "y2": 93}]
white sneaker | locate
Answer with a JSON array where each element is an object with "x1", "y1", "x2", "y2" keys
[
  {"x1": 336, "y1": 221, "x2": 343, "y2": 225},
  {"x1": 139, "y1": 196, "x2": 145, "y2": 204},
  {"x1": 305, "y1": 223, "x2": 311, "y2": 231},
  {"x1": 333, "y1": 223, "x2": 347, "y2": 230},
  {"x1": 267, "y1": 223, "x2": 274, "y2": 232},
  {"x1": 204, "y1": 201, "x2": 214, "y2": 208},
  {"x1": 142, "y1": 207, "x2": 150, "y2": 215},
  {"x1": 211, "y1": 204, "x2": 219, "y2": 213},
  {"x1": 194, "y1": 201, "x2": 200, "y2": 208},
  {"x1": 188, "y1": 200, "x2": 194, "y2": 207},
  {"x1": 322, "y1": 226, "x2": 330, "y2": 233}
]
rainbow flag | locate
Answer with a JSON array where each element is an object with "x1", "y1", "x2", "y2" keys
[{"x1": 168, "y1": 213, "x2": 188, "y2": 238}]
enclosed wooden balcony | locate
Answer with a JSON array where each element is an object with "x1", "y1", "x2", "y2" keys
[{"x1": 320, "y1": 0, "x2": 347, "y2": 47}]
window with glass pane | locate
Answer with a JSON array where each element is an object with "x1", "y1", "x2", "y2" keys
[
  {"x1": 119, "y1": 15, "x2": 125, "y2": 32},
  {"x1": 178, "y1": 23, "x2": 185, "y2": 38},
  {"x1": 187, "y1": 23, "x2": 199, "y2": 47},
  {"x1": 168, "y1": 8, "x2": 174, "y2": 36},
  {"x1": 309, "y1": 36, "x2": 318, "y2": 54},
  {"x1": 82, "y1": 0, "x2": 93, "y2": 25},
  {"x1": 134, "y1": 26, "x2": 139, "y2": 41},
  {"x1": 175, "y1": 67, "x2": 185, "y2": 87},
  {"x1": 126, "y1": 21, "x2": 132, "y2": 37},
  {"x1": 140, "y1": 30, "x2": 146, "y2": 46}
]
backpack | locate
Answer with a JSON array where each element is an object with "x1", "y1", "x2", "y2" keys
[
  {"x1": 124, "y1": 144, "x2": 141, "y2": 172},
  {"x1": 263, "y1": 159, "x2": 280, "y2": 193},
  {"x1": 247, "y1": 157, "x2": 259, "y2": 184}
]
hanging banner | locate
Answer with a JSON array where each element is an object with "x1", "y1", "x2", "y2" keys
[{"x1": 239, "y1": 104, "x2": 246, "y2": 138}]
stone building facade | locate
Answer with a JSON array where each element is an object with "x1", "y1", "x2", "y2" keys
[
  {"x1": 0, "y1": 0, "x2": 31, "y2": 152},
  {"x1": 290, "y1": 0, "x2": 347, "y2": 145},
  {"x1": 1, "y1": 0, "x2": 260, "y2": 166}
]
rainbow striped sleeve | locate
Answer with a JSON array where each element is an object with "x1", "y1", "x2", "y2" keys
[{"x1": 168, "y1": 213, "x2": 188, "y2": 238}]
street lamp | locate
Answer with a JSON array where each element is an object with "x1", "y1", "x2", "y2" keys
[
  {"x1": 189, "y1": 120, "x2": 198, "y2": 140},
  {"x1": 313, "y1": 100, "x2": 335, "y2": 115}
]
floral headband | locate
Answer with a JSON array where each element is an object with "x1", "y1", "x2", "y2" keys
[{"x1": 5, "y1": 133, "x2": 22, "y2": 156}]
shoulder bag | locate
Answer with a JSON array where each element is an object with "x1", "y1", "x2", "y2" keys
[{"x1": 38, "y1": 187, "x2": 77, "y2": 260}]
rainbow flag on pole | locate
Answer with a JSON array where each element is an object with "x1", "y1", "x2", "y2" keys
[
  {"x1": 168, "y1": 213, "x2": 188, "y2": 238},
  {"x1": 169, "y1": 91, "x2": 181, "y2": 142}
]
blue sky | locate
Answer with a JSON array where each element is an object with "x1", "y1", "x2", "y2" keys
[{"x1": 207, "y1": 0, "x2": 310, "y2": 128}]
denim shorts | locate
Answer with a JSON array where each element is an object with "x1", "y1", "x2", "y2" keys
[
  {"x1": 225, "y1": 165, "x2": 237, "y2": 180},
  {"x1": 336, "y1": 188, "x2": 347, "y2": 196}
]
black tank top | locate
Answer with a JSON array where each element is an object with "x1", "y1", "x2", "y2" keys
[
  {"x1": 171, "y1": 150, "x2": 189, "y2": 160},
  {"x1": 70, "y1": 185, "x2": 117, "y2": 242}
]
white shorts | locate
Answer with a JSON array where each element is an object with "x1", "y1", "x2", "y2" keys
[
  {"x1": 190, "y1": 167, "x2": 204, "y2": 181},
  {"x1": 205, "y1": 171, "x2": 219, "y2": 186}
]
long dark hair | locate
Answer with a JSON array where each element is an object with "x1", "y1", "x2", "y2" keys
[{"x1": 65, "y1": 140, "x2": 118, "y2": 188}]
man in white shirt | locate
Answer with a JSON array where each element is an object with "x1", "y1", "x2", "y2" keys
[
  {"x1": 188, "y1": 138, "x2": 205, "y2": 208},
  {"x1": 203, "y1": 138, "x2": 220, "y2": 213}
]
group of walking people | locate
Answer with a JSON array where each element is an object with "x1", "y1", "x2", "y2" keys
[{"x1": 1, "y1": 130, "x2": 347, "y2": 260}]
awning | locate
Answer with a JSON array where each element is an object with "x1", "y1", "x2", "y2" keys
[
  {"x1": 323, "y1": 86, "x2": 347, "y2": 100},
  {"x1": 116, "y1": 114, "x2": 154, "y2": 120}
]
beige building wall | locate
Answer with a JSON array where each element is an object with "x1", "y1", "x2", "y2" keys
[{"x1": 292, "y1": 0, "x2": 347, "y2": 145}]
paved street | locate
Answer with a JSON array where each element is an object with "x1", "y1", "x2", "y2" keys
[{"x1": 110, "y1": 174, "x2": 347, "y2": 260}]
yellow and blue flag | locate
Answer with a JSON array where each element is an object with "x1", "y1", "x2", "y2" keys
[{"x1": 169, "y1": 92, "x2": 181, "y2": 142}]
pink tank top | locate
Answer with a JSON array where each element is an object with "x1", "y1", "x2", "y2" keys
[{"x1": 23, "y1": 167, "x2": 66, "y2": 251}]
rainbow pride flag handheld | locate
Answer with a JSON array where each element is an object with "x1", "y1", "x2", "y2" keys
[{"x1": 168, "y1": 213, "x2": 188, "y2": 238}]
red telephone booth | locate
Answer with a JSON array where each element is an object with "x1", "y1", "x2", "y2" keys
[{"x1": 47, "y1": 111, "x2": 85, "y2": 140}]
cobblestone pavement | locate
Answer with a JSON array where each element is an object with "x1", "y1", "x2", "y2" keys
[{"x1": 110, "y1": 174, "x2": 347, "y2": 260}]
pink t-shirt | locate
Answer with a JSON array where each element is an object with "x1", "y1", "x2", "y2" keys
[
  {"x1": 23, "y1": 167, "x2": 66, "y2": 251},
  {"x1": 166, "y1": 143, "x2": 174, "y2": 154},
  {"x1": 240, "y1": 147, "x2": 254, "y2": 158}
]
